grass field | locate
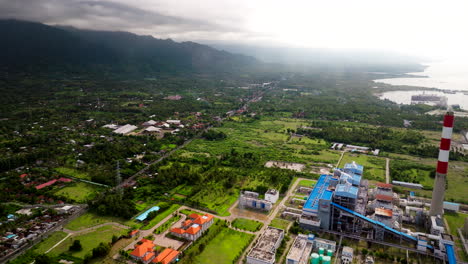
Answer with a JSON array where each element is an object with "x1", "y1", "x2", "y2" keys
[
  {"x1": 269, "y1": 218, "x2": 291, "y2": 231},
  {"x1": 154, "y1": 214, "x2": 181, "y2": 234},
  {"x1": 388, "y1": 153, "x2": 468, "y2": 204},
  {"x1": 193, "y1": 228, "x2": 254, "y2": 264},
  {"x1": 33, "y1": 231, "x2": 68, "y2": 254},
  {"x1": 182, "y1": 118, "x2": 335, "y2": 165},
  {"x1": 445, "y1": 212, "x2": 468, "y2": 236},
  {"x1": 232, "y1": 218, "x2": 263, "y2": 232},
  {"x1": 142, "y1": 204, "x2": 181, "y2": 230},
  {"x1": 65, "y1": 212, "x2": 139, "y2": 231},
  {"x1": 339, "y1": 153, "x2": 386, "y2": 181},
  {"x1": 55, "y1": 167, "x2": 90, "y2": 180},
  {"x1": 48, "y1": 225, "x2": 125, "y2": 258},
  {"x1": 54, "y1": 182, "x2": 102, "y2": 202},
  {"x1": 298, "y1": 179, "x2": 316, "y2": 187}
]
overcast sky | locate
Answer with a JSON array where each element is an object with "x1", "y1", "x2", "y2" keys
[{"x1": 1, "y1": 0, "x2": 467, "y2": 60}]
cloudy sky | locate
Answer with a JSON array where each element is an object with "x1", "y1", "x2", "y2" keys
[{"x1": 1, "y1": 0, "x2": 467, "y2": 60}]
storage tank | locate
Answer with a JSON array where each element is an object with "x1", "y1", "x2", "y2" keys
[
  {"x1": 318, "y1": 247, "x2": 324, "y2": 255},
  {"x1": 310, "y1": 253, "x2": 319, "y2": 264},
  {"x1": 319, "y1": 254, "x2": 323, "y2": 262},
  {"x1": 327, "y1": 249, "x2": 333, "y2": 257},
  {"x1": 322, "y1": 256, "x2": 331, "y2": 264}
]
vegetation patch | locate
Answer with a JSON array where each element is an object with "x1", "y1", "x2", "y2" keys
[
  {"x1": 232, "y1": 218, "x2": 263, "y2": 232},
  {"x1": 55, "y1": 167, "x2": 90, "y2": 180},
  {"x1": 445, "y1": 212, "x2": 468, "y2": 236},
  {"x1": 33, "y1": 231, "x2": 68, "y2": 254},
  {"x1": 48, "y1": 225, "x2": 125, "y2": 258},
  {"x1": 141, "y1": 203, "x2": 181, "y2": 230},
  {"x1": 269, "y1": 218, "x2": 291, "y2": 231},
  {"x1": 54, "y1": 182, "x2": 102, "y2": 203}
]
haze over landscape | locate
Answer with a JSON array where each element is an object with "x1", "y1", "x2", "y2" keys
[{"x1": 1, "y1": 1, "x2": 468, "y2": 264}]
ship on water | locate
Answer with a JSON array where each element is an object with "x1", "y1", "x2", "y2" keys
[{"x1": 411, "y1": 93, "x2": 447, "y2": 107}]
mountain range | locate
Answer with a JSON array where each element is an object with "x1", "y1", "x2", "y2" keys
[{"x1": 0, "y1": 20, "x2": 257, "y2": 75}]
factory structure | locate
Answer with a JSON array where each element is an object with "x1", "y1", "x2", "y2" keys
[
  {"x1": 239, "y1": 189, "x2": 280, "y2": 212},
  {"x1": 291, "y1": 111, "x2": 458, "y2": 263},
  {"x1": 291, "y1": 113, "x2": 458, "y2": 263}
]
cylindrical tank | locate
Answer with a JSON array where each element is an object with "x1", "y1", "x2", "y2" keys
[
  {"x1": 310, "y1": 253, "x2": 319, "y2": 264},
  {"x1": 322, "y1": 256, "x2": 331, "y2": 264},
  {"x1": 318, "y1": 247, "x2": 324, "y2": 254},
  {"x1": 319, "y1": 254, "x2": 323, "y2": 262},
  {"x1": 327, "y1": 249, "x2": 333, "y2": 256}
]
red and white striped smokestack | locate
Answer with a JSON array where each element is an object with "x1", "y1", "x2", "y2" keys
[{"x1": 429, "y1": 111, "x2": 454, "y2": 216}]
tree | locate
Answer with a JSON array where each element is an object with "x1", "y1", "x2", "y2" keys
[
  {"x1": 69, "y1": 239, "x2": 82, "y2": 251},
  {"x1": 35, "y1": 254, "x2": 51, "y2": 264}
]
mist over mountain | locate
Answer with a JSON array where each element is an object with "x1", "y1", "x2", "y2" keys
[
  {"x1": 0, "y1": 20, "x2": 257, "y2": 75},
  {"x1": 209, "y1": 43, "x2": 426, "y2": 73}
]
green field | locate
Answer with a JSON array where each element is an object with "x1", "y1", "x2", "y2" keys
[
  {"x1": 193, "y1": 228, "x2": 254, "y2": 264},
  {"x1": 339, "y1": 153, "x2": 386, "y2": 181},
  {"x1": 154, "y1": 214, "x2": 181, "y2": 234},
  {"x1": 33, "y1": 231, "x2": 68, "y2": 254},
  {"x1": 445, "y1": 212, "x2": 468, "y2": 236},
  {"x1": 48, "y1": 225, "x2": 125, "y2": 258},
  {"x1": 183, "y1": 118, "x2": 335, "y2": 165},
  {"x1": 65, "y1": 212, "x2": 138, "y2": 231},
  {"x1": 269, "y1": 218, "x2": 291, "y2": 231},
  {"x1": 55, "y1": 167, "x2": 90, "y2": 180},
  {"x1": 298, "y1": 179, "x2": 316, "y2": 187},
  {"x1": 54, "y1": 182, "x2": 102, "y2": 202},
  {"x1": 232, "y1": 218, "x2": 263, "y2": 232},
  {"x1": 142, "y1": 204, "x2": 181, "y2": 230}
]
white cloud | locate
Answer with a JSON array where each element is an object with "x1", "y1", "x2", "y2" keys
[{"x1": 1, "y1": 0, "x2": 467, "y2": 60}]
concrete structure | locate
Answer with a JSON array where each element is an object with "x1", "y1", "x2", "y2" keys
[
  {"x1": 430, "y1": 215, "x2": 445, "y2": 236},
  {"x1": 246, "y1": 227, "x2": 284, "y2": 264},
  {"x1": 430, "y1": 111, "x2": 454, "y2": 216},
  {"x1": 170, "y1": 213, "x2": 214, "y2": 241},
  {"x1": 285, "y1": 234, "x2": 313, "y2": 264},
  {"x1": 239, "y1": 191, "x2": 273, "y2": 211},
  {"x1": 341, "y1": 246, "x2": 353, "y2": 264},
  {"x1": 312, "y1": 238, "x2": 336, "y2": 253},
  {"x1": 265, "y1": 189, "x2": 279, "y2": 204}
]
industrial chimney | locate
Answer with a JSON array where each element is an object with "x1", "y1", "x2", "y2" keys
[{"x1": 429, "y1": 111, "x2": 455, "y2": 216}]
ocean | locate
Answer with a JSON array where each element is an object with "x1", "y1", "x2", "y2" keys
[{"x1": 374, "y1": 60, "x2": 468, "y2": 110}]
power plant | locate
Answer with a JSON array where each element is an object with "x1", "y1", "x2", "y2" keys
[{"x1": 287, "y1": 111, "x2": 458, "y2": 264}]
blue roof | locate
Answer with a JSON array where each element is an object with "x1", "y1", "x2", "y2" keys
[
  {"x1": 303, "y1": 175, "x2": 333, "y2": 213},
  {"x1": 410, "y1": 192, "x2": 415, "y2": 197},
  {"x1": 444, "y1": 201, "x2": 459, "y2": 206},
  {"x1": 7, "y1": 214, "x2": 15, "y2": 219},
  {"x1": 135, "y1": 206, "x2": 160, "y2": 221},
  {"x1": 445, "y1": 244, "x2": 456, "y2": 264},
  {"x1": 335, "y1": 184, "x2": 358, "y2": 199},
  {"x1": 6, "y1": 234, "x2": 17, "y2": 239},
  {"x1": 344, "y1": 162, "x2": 364, "y2": 174}
]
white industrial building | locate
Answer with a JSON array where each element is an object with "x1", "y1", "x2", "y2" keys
[
  {"x1": 246, "y1": 227, "x2": 284, "y2": 264},
  {"x1": 286, "y1": 234, "x2": 313, "y2": 264},
  {"x1": 265, "y1": 189, "x2": 279, "y2": 203},
  {"x1": 341, "y1": 246, "x2": 354, "y2": 264}
]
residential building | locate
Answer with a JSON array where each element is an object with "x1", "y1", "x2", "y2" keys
[
  {"x1": 152, "y1": 248, "x2": 180, "y2": 264},
  {"x1": 130, "y1": 239, "x2": 156, "y2": 264},
  {"x1": 113, "y1": 124, "x2": 138, "y2": 135},
  {"x1": 170, "y1": 213, "x2": 214, "y2": 241}
]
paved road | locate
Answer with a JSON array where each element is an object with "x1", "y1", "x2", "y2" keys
[
  {"x1": 386, "y1": 158, "x2": 390, "y2": 184},
  {"x1": 336, "y1": 151, "x2": 345, "y2": 167}
]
